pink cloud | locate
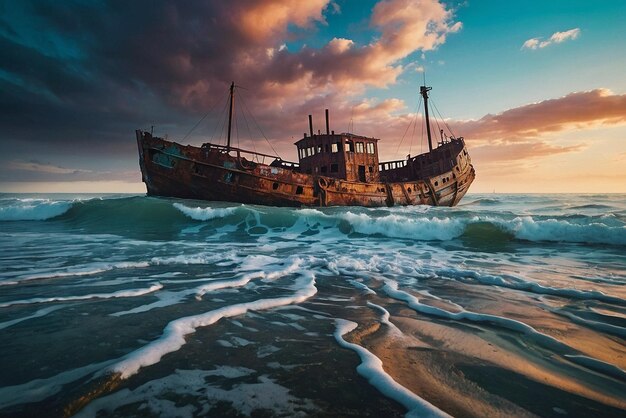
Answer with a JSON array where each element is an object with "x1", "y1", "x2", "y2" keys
[
  {"x1": 454, "y1": 89, "x2": 626, "y2": 144},
  {"x1": 235, "y1": 88, "x2": 626, "y2": 165},
  {"x1": 169, "y1": 0, "x2": 461, "y2": 112}
]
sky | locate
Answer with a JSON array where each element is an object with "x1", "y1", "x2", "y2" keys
[{"x1": 1, "y1": 0, "x2": 625, "y2": 193}]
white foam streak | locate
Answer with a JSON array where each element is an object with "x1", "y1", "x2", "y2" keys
[
  {"x1": 564, "y1": 355, "x2": 626, "y2": 381},
  {"x1": 111, "y1": 273, "x2": 317, "y2": 379},
  {"x1": 502, "y1": 216, "x2": 626, "y2": 246},
  {"x1": 382, "y1": 279, "x2": 564, "y2": 347},
  {"x1": 173, "y1": 203, "x2": 239, "y2": 220},
  {"x1": 340, "y1": 212, "x2": 466, "y2": 241},
  {"x1": 383, "y1": 279, "x2": 626, "y2": 379},
  {"x1": 334, "y1": 319, "x2": 451, "y2": 418},
  {"x1": 0, "y1": 283, "x2": 163, "y2": 308},
  {"x1": 554, "y1": 310, "x2": 626, "y2": 338},
  {"x1": 438, "y1": 267, "x2": 625, "y2": 305},
  {"x1": 0, "y1": 305, "x2": 65, "y2": 330},
  {"x1": 348, "y1": 279, "x2": 376, "y2": 294},
  {"x1": 11, "y1": 261, "x2": 151, "y2": 284},
  {"x1": 195, "y1": 257, "x2": 303, "y2": 299},
  {"x1": 367, "y1": 302, "x2": 403, "y2": 336}
]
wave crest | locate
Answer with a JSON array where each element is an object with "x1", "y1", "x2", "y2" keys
[
  {"x1": 0, "y1": 199, "x2": 73, "y2": 221},
  {"x1": 173, "y1": 203, "x2": 239, "y2": 221}
]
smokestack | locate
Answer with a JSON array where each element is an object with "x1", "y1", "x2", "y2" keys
[
  {"x1": 308, "y1": 115, "x2": 314, "y2": 137},
  {"x1": 325, "y1": 109, "x2": 330, "y2": 135}
]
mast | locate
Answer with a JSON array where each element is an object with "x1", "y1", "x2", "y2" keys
[
  {"x1": 227, "y1": 81, "x2": 235, "y2": 151},
  {"x1": 420, "y1": 85, "x2": 433, "y2": 152}
]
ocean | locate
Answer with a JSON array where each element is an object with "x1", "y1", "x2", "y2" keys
[{"x1": 0, "y1": 193, "x2": 624, "y2": 418}]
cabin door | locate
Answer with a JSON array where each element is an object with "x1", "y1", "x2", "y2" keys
[{"x1": 358, "y1": 165, "x2": 366, "y2": 182}]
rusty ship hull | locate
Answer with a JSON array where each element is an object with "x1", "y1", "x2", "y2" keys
[{"x1": 136, "y1": 131, "x2": 475, "y2": 207}]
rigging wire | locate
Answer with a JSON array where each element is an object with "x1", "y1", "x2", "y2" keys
[
  {"x1": 430, "y1": 98, "x2": 457, "y2": 139},
  {"x1": 237, "y1": 91, "x2": 281, "y2": 158},
  {"x1": 409, "y1": 98, "x2": 422, "y2": 157},
  {"x1": 420, "y1": 102, "x2": 425, "y2": 154},
  {"x1": 234, "y1": 100, "x2": 240, "y2": 150},
  {"x1": 394, "y1": 97, "x2": 421, "y2": 158},
  {"x1": 431, "y1": 104, "x2": 444, "y2": 146},
  {"x1": 181, "y1": 89, "x2": 230, "y2": 143},
  {"x1": 217, "y1": 102, "x2": 228, "y2": 146},
  {"x1": 408, "y1": 103, "x2": 419, "y2": 157},
  {"x1": 209, "y1": 93, "x2": 231, "y2": 146},
  {"x1": 236, "y1": 90, "x2": 259, "y2": 162}
]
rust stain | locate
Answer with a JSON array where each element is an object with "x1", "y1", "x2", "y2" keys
[{"x1": 136, "y1": 115, "x2": 475, "y2": 208}]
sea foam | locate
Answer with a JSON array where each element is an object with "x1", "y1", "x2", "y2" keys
[
  {"x1": 173, "y1": 203, "x2": 239, "y2": 220},
  {"x1": 111, "y1": 273, "x2": 317, "y2": 378},
  {"x1": 334, "y1": 319, "x2": 451, "y2": 418},
  {"x1": 500, "y1": 216, "x2": 626, "y2": 246},
  {"x1": 0, "y1": 283, "x2": 163, "y2": 308}
]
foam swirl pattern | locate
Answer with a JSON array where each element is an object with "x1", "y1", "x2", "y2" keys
[{"x1": 0, "y1": 193, "x2": 625, "y2": 417}]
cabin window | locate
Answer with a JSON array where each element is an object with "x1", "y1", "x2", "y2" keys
[
  {"x1": 296, "y1": 186, "x2": 303, "y2": 195},
  {"x1": 314, "y1": 166, "x2": 319, "y2": 173},
  {"x1": 434, "y1": 181, "x2": 439, "y2": 186},
  {"x1": 273, "y1": 182, "x2": 279, "y2": 190},
  {"x1": 321, "y1": 166, "x2": 328, "y2": 173},
  {"x1": 330, "y1": 164, "x2": 338, "y2": 173},
  {"x1": 332, "y1": 142, "x2": 339, "y2": 153},
  {"x1": 317, "y1": 145, "x2": 322, "y2": 154},
  {"x1": 356, "y1": 142, "x2": 364, "y2": 153},
  {"x1": 325, "y1": 144, "x2": 330, "y2": 153},
  {"x1": 407, "y1": 188, "x2": 412, "y2": 193},
  {"x1": 345, "y1": 141, "x2": 354, "y2": 152},
  {"x1": 366, "y1": 143, "x2": 375, "y2": 154},
  {"x1": 368, "y1": 166, "x2": 373, "y2": 173}
]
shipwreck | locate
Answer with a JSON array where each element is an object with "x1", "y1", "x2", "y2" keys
[{"x1": 136, "y1": 83, "x2": 475, "y2": 207}]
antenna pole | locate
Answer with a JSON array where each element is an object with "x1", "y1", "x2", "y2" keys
[
  {"x1": 226, "y1": 81, "x2": 235, "y2": 151},
  {"x1": 420, "y1": 85, "x2": 434, "y2": 152}
]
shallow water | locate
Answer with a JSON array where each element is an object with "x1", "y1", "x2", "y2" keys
[{"x1": 0, "y1": 193, "x2": 625, "y2": 417}]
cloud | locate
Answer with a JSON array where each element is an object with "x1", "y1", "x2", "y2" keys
[
  {"x1": 522, "y1": 28, "x2": 580, "y2": 50},
  {"x1": 454, "y1": 89, "x2": 626, "y2": 145},
  {"x1": 0, "y1": 0, "x2": 461, "y2": 147},
  {"x1": 7, "y1": 160, "x2": 91, "y2": 175},
  {"x1": 471, "y1": 142, "x2": 586, "y2": 163}
]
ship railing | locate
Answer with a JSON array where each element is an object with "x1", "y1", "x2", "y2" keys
[{"x1": 200, "y1": 142, "x2": 299, "y2": 169}]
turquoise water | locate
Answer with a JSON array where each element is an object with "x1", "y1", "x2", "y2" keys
[{"x1": 0, "y1": 193, "x2": 625, "y2": 417}]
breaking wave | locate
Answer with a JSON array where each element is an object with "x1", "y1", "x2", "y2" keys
[
  {"x1": 1, "y1": 195, "x2": 624, "y2": 246},
  {"x1": 0, "y1": 199, "x2": 73, "y2": 221}
]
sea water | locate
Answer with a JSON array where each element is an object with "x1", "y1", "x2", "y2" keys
[{"x1": 0, "y1": 193, "x2": 624, "y2": 417}]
